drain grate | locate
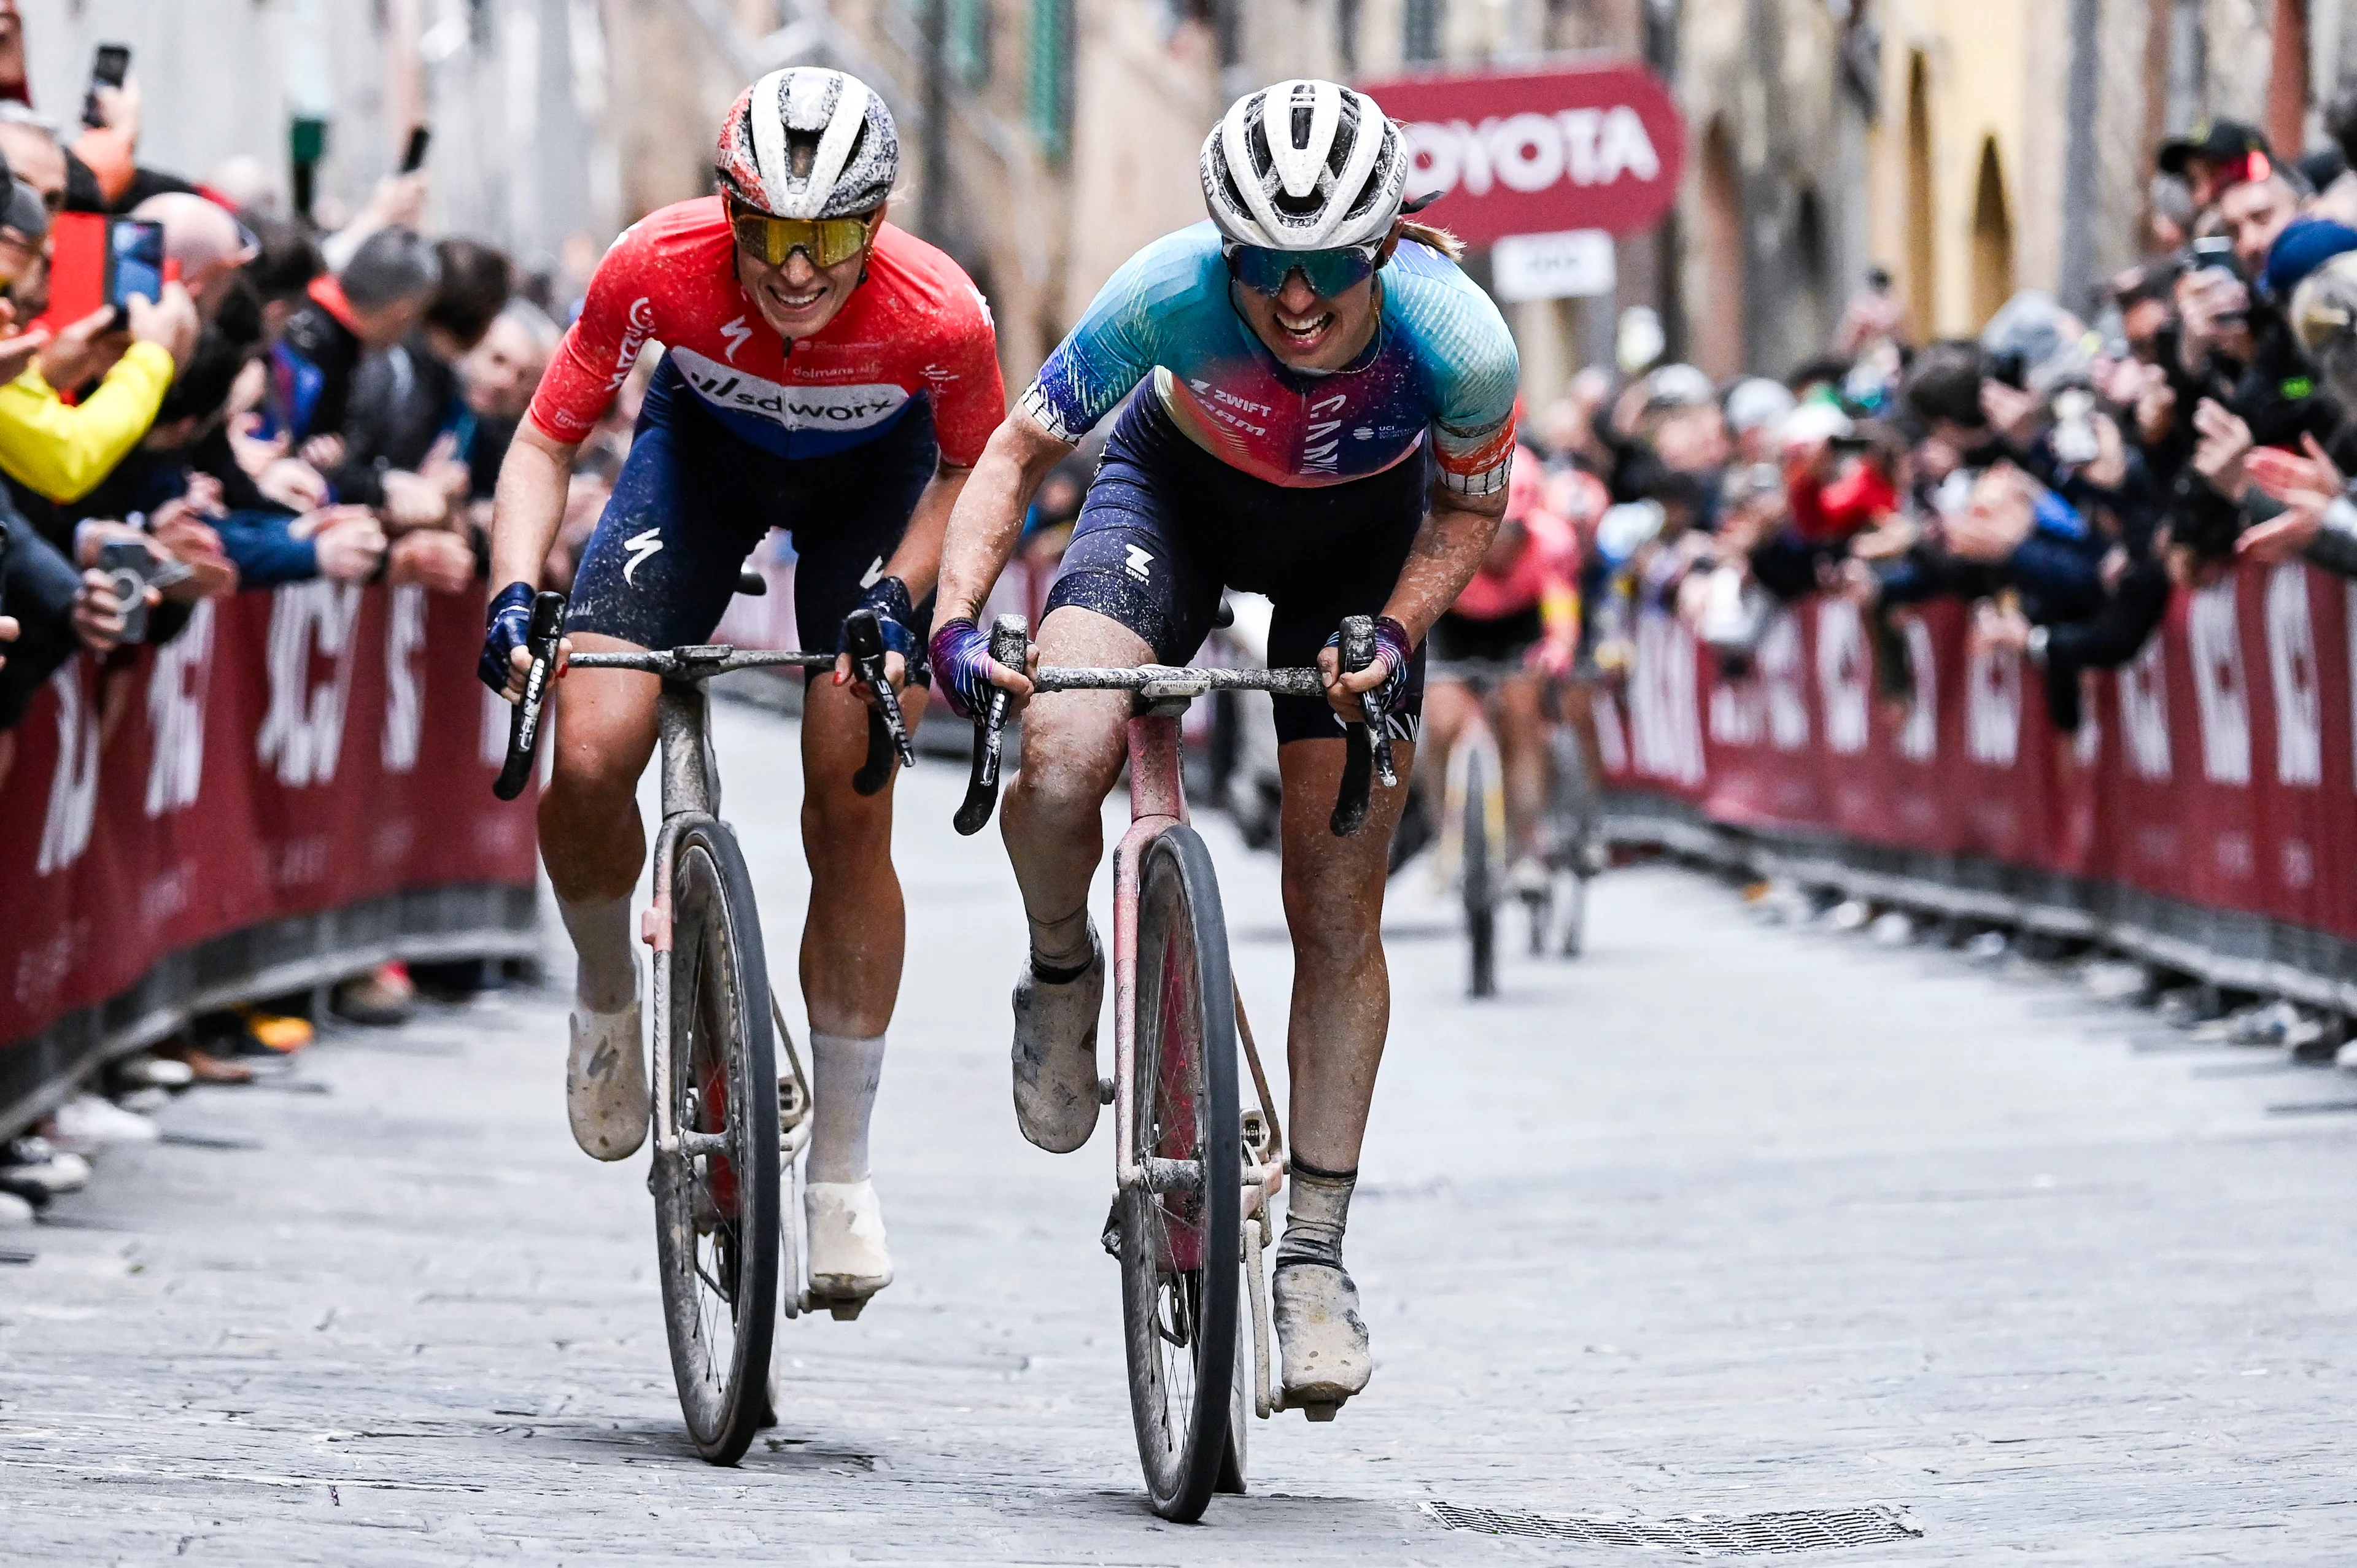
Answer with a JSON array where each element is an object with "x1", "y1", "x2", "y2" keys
[{"x1": 1426, "y1": 1500, "x2": 1922, "y2": 1556}]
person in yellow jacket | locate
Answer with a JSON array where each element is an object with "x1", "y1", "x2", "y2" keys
[{"x1": 0, "y1": 176, "x2": 198, "y2": 507}]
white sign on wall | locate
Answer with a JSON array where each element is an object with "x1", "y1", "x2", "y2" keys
[{"x1": 1491, "y1": 229, "x2": 1617, "y2": 303}]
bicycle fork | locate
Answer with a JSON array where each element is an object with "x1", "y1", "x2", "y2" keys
[
  {"x1": 643, "y1": 679, "x2": 719, "y2": 1166},
  {"x1": 1111, "y1": 708, "x2": 1291, "y2": 1421}
]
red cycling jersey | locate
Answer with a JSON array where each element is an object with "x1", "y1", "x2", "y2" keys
[
  {"x1": 528, "y1": 197, "x2": 1005, "y2": 466},
  {"x1": 1452, "y1": 454, "x2": 1587, "y2": 622}
]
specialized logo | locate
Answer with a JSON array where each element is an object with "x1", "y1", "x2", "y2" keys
[
  {"x1": 607, "y1": 296, "x2": 657, "y2": 390},
  {"x1": 670, "y1": 349, "x2": 910, "y2": 436},
  {"x1": 622, "y1": 528, "x2": 665, "y2": 587},
  {"x1": 857, "y1": 555, "x2": 885, "y2": 589},
  {"x1": 718, "y1": 314, "x2": 753, "y2": 363},
  {"x1": 1124, "y1": 545, "x2": 1155, "y2": 582}
]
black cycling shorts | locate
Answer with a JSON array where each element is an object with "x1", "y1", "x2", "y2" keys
[
  {"x1": 1044, "y1": 393, "x2": 1426, "y2": 744},
  {"x1": 568, "y1": 357, "x2": 938, "y2": 680},
  {"x1": 1428, "y1": 604, "x2": 1544, "y2": 668}
]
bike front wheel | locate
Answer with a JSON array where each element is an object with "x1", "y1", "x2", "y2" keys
[
  {"x1": 1120, "y1": 825, "x2": 1242, "y2": 1523},
  {"x1": 651, "y1": 819, "x2": 781, "y2": 1465}
]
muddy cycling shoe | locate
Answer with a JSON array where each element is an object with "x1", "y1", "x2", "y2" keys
[
  {"x1": 1272, "y1": 1262, "x2": 1374, "y2": 1418},
  {"x1": 566, "y1": 967, "x2": 649, "y2": 1161},
  {"x1": 806, "y1": 1178, "x2": 893, "y2": 1315},
  {"x1": 1011, "y1": 924, "x2": 1105, "y2": 1154}
]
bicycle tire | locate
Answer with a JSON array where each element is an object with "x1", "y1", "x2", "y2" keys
[
  {"x1": 651, "y1": 819, "x2": 780, "y2": 1466},
  {"x1": 1121, "y1": 825, "x2": 1242, "y2": 1523},
  {"x1": 1215, "y1": 1307, "x2": 1248, "y2": 1494},
  {"x1": 1548, "y1": 726, "x2": 1595, "y2": 960},
  {"x1": 1462, "y1": 744, "x2": 1497, "y2": 998}
]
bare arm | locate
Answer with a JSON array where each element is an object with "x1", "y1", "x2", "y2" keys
[
  {"x1": 832, "y1": 459, "x2": 972, "y2": 697},
  {"x1": 1317, "y1": 477, "x2": 1509, "y2": 713},
  {"x1": 882, "y1": 460, "x2": 971, "y2": 601},
  {"x1": 935, "y1": 410, "x2": 1076, "y2": 629},
  {"x1": 486, "y1": 420, "x2": 582, "y2": 696},
  {"x1": 488, "y1": 420, "x2": 582, "y2": 589}
]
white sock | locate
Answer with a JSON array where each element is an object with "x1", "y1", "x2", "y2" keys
[
  {"x1": 559, "y1": 894, "x2": 636, "y2": 1013},
  {"x1": 808, "y1": 1030, "x2": 886, "y2": 1184}
]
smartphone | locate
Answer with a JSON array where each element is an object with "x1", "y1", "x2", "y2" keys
[
  {"x1": 400, "y1": 124, "x2": 431, "y2": 174},
  {"x1": 82, "y1": 43, "x2": 128, "y2": 131},
  {"x1": 105, "y1": 217, "x2": 164, "y2": 314}
]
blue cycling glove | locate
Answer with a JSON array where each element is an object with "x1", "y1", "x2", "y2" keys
[
  {"x1": 842, "y1": 574, "x2": 921, "y2": 660},
  {"x1": 928, "y1": 616, "x2": 996, "y2": 720},
  {"x1": 1323, "y1": 614, "x2": 1414, "y2": 713},
  {"x1": 480, "y1": 581, "x2": 535, "y2": 694}
]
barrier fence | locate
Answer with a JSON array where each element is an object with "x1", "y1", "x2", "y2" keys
[
  {"x1": 0, "y1": 584, "x2": 543, "y2": 1135},
  {"x1": 1595, "y1": 564, "x2": 2357, "y2": 1009}
]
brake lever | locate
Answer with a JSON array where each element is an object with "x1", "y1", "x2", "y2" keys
[
  {"x1": 494, "y1": 590, "x2": 568, "y2": 802},
  {"x1": 845, "y1": 608, "x2": 916, "y2": 796},
  {"x1": 1329, "y1": 614, "x2": 1375, "y2": 836},
  {"x1": 954, "y1": 614, "x2": 1028, "y2": 836}
]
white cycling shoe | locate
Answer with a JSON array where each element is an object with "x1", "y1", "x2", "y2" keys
[
  {"x1": 566, "y1": 962, "x2": 649, "y2": 1162},
  {"x1": 1272, "y1": 1262, "x2": 1374, "y2": 1418},
  {"x1": 806, "y1": 1178, "x2": 893, "y2": 1315},
  {"x1": 1507, "y1": 855, "x2": 1550, "y2": 899},
  {"x1": 1011, "y1": 925, "x2": 1105, "y2": 1154}
]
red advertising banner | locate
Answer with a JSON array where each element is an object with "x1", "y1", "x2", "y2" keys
[
  {"x1": 0, "y1": 584, "x2": 542, "y2": 1049},
  {"x1": 1357, "y1": 62, "x2": 1686, "y2": 245},
  {"x1": 1595, "y1": 567, "x2": 2357, "y2": 951}
]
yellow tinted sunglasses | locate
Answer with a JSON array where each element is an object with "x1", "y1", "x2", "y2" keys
[{"x1": 727, "y1": 202, "x2": 878, "y2": 268}]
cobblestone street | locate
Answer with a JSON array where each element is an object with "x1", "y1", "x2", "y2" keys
[{"x1": 7, "y1": 701, "x2": 2357, "y2": 1565}]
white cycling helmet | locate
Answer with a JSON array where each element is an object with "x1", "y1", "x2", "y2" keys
[
  {"x1": 1200, "y1": 79, "x2": 1407, "y2": 252},
  {"x1": 716, "y1": 67, "x2": 899, "y2": 220}
]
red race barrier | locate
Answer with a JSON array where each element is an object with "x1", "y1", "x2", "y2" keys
[
  {"x1": 0, "y1": 584, "x2": 542, "y2": 1052},
  {"x1": 1596, "y1": 566, "x2": 2357, "y2": 983}
]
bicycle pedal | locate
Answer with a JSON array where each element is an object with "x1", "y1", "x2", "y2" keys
[{"x1": 1097, "y1": 1076, "x2": 1115, "y2": 1105}]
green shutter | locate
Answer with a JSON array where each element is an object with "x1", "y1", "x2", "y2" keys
[
  {"x1": 1404, "y1": 0, "x2": 1444, "y2": 62},
  {"x1": 1029, "y1": 0, "x2": 1072, "y2": 164}
]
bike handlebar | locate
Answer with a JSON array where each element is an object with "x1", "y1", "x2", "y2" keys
[
  {"x1": 494, "y1": 595, "x2": 857, "y2": 800},
  {"x1": 843, "y1": 607, "x2": 916, "y2": 795},
  {"x1": 493, "y1": 590, "x2": 568, "y2": 801},
  {"x1": 951, "y1": 613, "x2": 1393, "y2": 839}
]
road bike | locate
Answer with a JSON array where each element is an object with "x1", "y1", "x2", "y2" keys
[
  {"x1": 1424, "y1": 657, "x2": 1600, "y2": 994},
  {"x1": 497, "y1": 590, "x2": 918, "y2": 1466},
  {"x1": 952, "y1": 613, "x2": 1391, "y2": 1523}
]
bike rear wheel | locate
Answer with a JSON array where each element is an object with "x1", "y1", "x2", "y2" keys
[
  {"x1": 651, "y1": 819, "x2": 780, "y2": 1466},
  {"x1": 1461, "y1": 743, "x2": 1498, "y2": 998},
  {"x1": 1120, "y1": 825, "x2": 1242, "y2": 1523}
]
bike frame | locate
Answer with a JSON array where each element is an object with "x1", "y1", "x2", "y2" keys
[{"x1": 1109, "y1": 697, "x2": 1291, "y2": 1419}]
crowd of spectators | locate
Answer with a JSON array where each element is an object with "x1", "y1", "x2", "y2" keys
[
  {"x1": 1516, "y1": 109, "x2": 2357, "y2": 743},
  {"x1": 0, "y1": 15, "x2": 568, "y2": 1211}
]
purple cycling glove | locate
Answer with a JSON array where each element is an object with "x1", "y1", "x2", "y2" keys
[
  {"x1": 1323, "y1": 614, "x2": 1414, "y2": 713},
  {"x1": 929, "y1": 616, "x2": 997, "y2": 720}
]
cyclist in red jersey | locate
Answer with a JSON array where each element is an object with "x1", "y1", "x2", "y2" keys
[
  {"x1": 483, "y1": 69, "x2": 1004, "y2": 1313},
  {"x1": 1420, "y1": 450, "x2": 1587, "y2": 888}
]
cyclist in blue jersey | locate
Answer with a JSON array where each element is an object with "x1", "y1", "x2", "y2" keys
[{"x1": 930, "y1": 80, "x2": 1519, "y2": 1417}]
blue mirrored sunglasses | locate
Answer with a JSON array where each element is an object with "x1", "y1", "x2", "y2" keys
[{"x1": 1223, "y1": 242, "x2": 1382, "y2": 299}]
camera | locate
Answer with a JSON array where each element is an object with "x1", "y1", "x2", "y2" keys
[{"x1": 95, "y1": 539, "x2": 189, "y2": 645}]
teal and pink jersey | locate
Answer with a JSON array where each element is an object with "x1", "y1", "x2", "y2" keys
[{"x1": 1018, "y1": 221, "x2": 1519, "y2": 494}]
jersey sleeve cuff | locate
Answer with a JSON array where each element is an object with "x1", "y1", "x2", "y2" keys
[{"x1": 1017, "y1": 381, "x2": 1083, "y2": 445}]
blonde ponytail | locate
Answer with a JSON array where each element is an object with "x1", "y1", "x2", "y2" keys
[{"x1": 1395, "y1": 219, "x2": 1466, "y2": 262}]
